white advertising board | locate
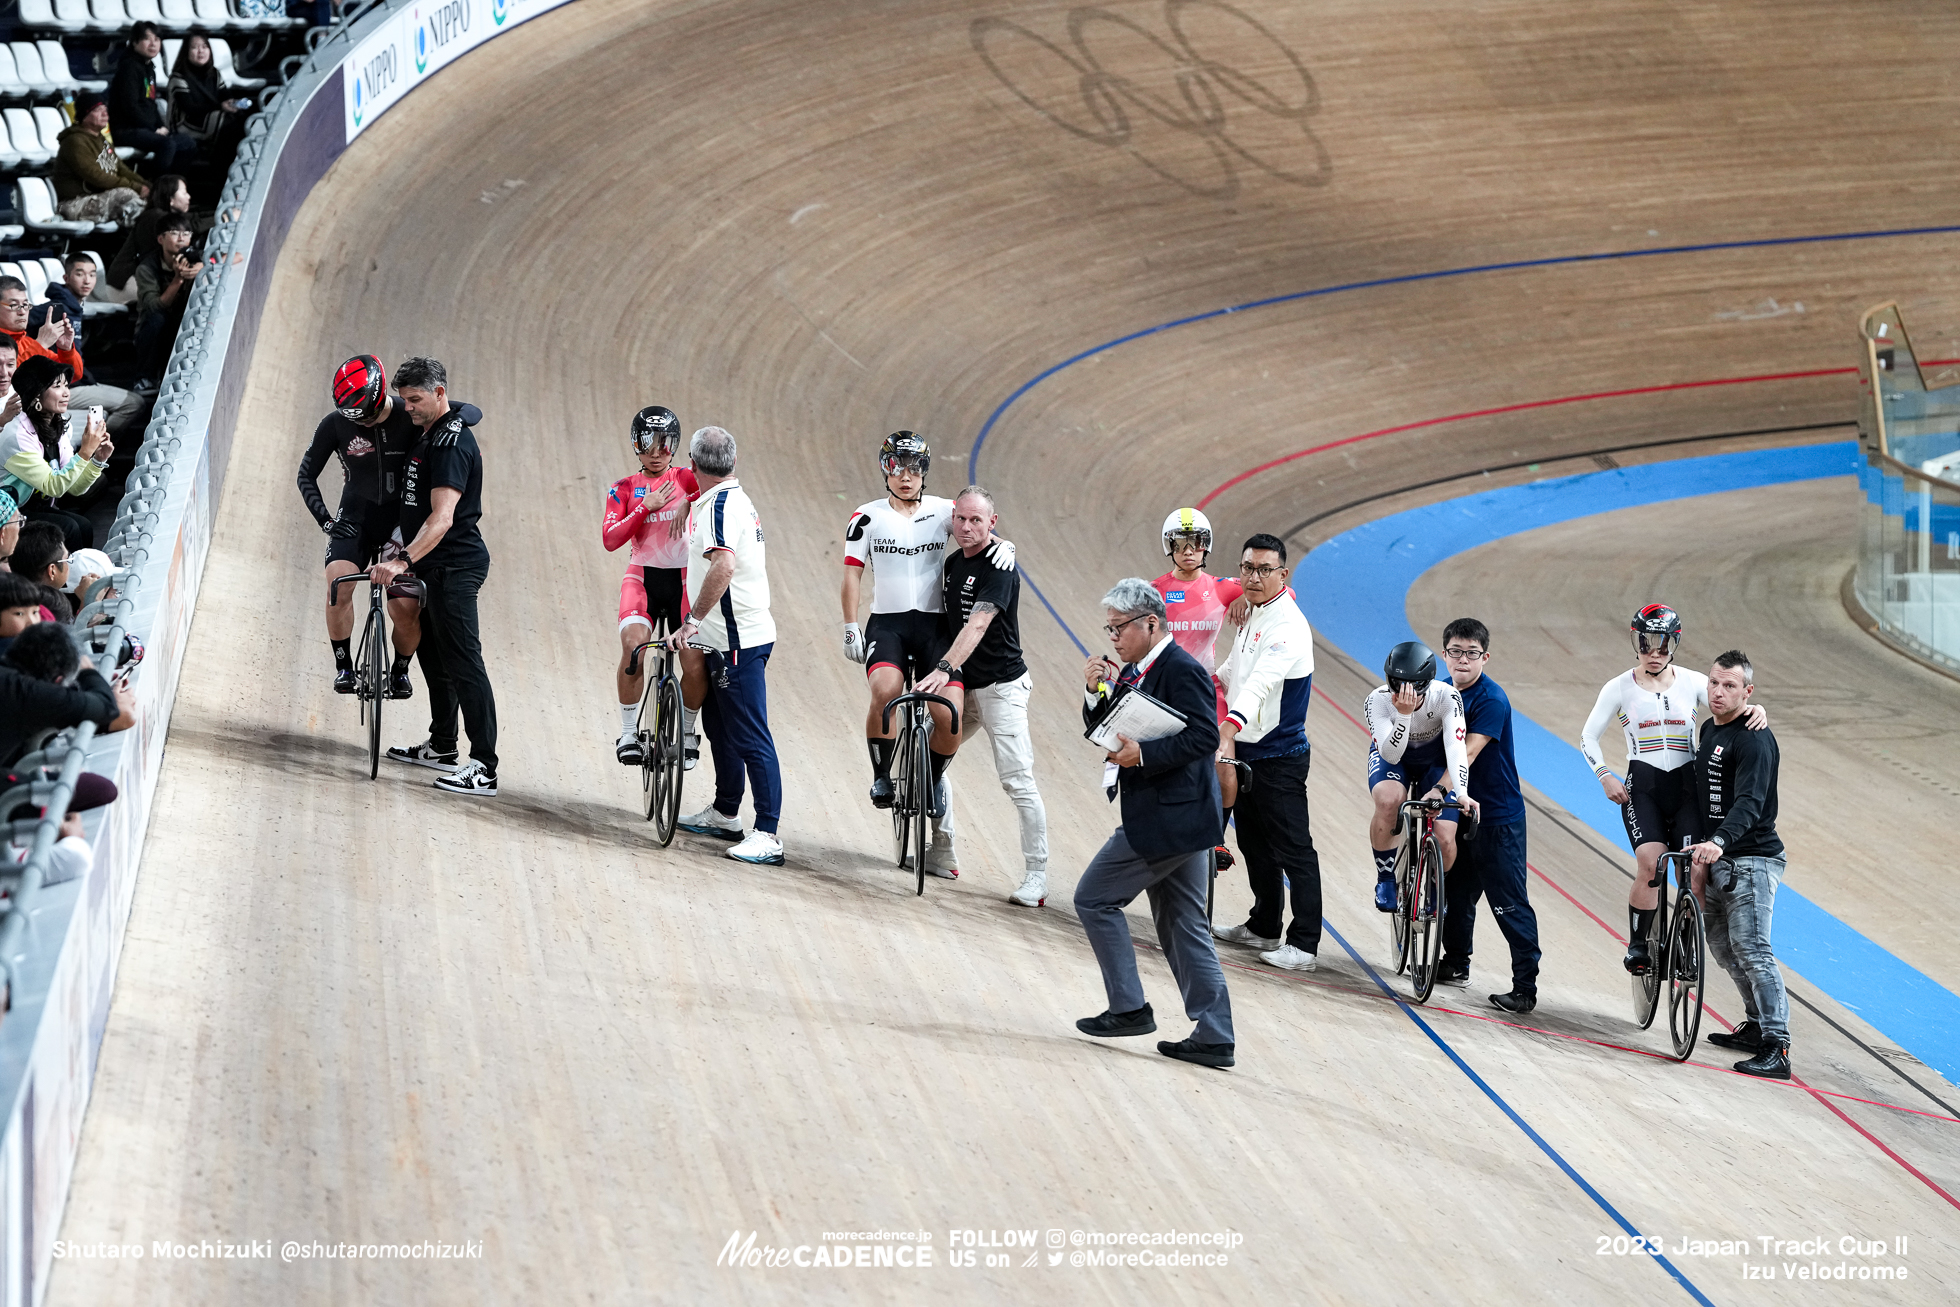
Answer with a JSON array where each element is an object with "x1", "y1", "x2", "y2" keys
[{"x1": 344, "y1": 0, "x2": 575, "y2": 141}]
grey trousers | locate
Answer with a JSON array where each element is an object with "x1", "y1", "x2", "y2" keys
[
  {"x1": 1074, "y1": 827, "x2": 1234, "y2": 1045},
  {"x1": 1704, "y1": 855, "x2": 1790, "y2": 1044}
]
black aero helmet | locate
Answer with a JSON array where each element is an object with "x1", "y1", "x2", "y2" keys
[
  {"x1": 630, "y1": 405, "x2": 681, "y2": 454},
  {"x1": 332, "y1": 354, "x2": 387, "y2": 422},
  {"x1": 1630, "y1": 603, "x2": 1682, "y2": 658},
  {"x1": 879, "y1": 430, "x2": 930, "y2": 479},
  {"x1": 1384, "y1": 640, "x2": 1437, "y2": 695}
]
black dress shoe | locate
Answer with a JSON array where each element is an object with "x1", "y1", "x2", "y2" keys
[
  {"x1": 388, "y1": 667, "x2": 415, "y2": 700},
  {"x1": 1075, "y1": 1005, "x2": 1156, "y2": 1038},
  {"x1": 1489, "y1": 990, "x2": 1536, "y2": 1014},
  {"x1": 333, "y1": 668, "x2": 358, "y2": 694},
  {"x1": 1158, "y1": 1038, "x2": 1234, "y2": 1068},
  {"x1": 869, "y1": 775, "x2": 894, "y2": 809},
  {"x1": 1622, "y1": 940, "x2": 1653, "y2": 974},
  {"x1": 1706, "y1": 1020, "x2": 1763, "y2": 1052},
  {"x1": 1734, "y1": 1041, "x2": 1791, "y2": 1080}
]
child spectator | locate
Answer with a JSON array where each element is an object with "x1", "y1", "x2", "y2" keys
[
  {"x1": 0, "y1": 570, "x2": 40, "y2": 659},
  {"x1": 30, "y1": 257, "x2": 146, "y2": 440},
  {"x1": 7, "y1": 521, "x2": 72, "y2": 621},
  {"x1": 0, "y1": 620, "x2": 132, "y2": 768},
  {"x1": 109, "y1": 175, "x2": 209, "y2": 290},
  {"x1": 134, "y1": 215, "x2": 202, "y2": 380}
]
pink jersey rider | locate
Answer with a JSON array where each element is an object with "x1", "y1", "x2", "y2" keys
[{"x1": 605, "y1": 465, "x2": 699, "y2": 628}]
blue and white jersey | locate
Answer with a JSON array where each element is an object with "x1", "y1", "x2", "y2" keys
[
  {"x1": 685, "y1": 479, "x2": 775, "y2": 653},
  {"x1": 1218, "y1": 588, "x2": 1315, "y2": 760}
]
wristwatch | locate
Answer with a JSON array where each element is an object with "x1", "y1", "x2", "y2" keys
[{"x1": 935, "y1": 659, "x2": 958, "y2": 676}]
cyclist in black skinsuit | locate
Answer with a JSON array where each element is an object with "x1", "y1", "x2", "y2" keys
[{"x1": 298, "y1": 354, "x2": 479, "y2": 697}]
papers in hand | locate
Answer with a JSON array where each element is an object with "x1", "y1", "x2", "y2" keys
[{"x1": 1085, "y1": 686, "x2": 1188, "y2": 751}]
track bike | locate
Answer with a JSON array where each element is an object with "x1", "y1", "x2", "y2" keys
[
  {"x1": 1389, "y1": 794, "x2": 1478, "y2": 1004},
  {"x1": 1629, "y1": 846, "x2": 1706, "y2": 1060},
  {"x1": 624, "y1": 619, "x2": 687, "y2": 845},
  {"x1": 329, "y1": 571, "x2": 425, "y2": 779},
  {"x1": 880, "y1": 687, "x2": 959, "y2": 896}
]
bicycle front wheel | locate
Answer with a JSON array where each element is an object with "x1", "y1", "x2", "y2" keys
[
  {"x1": 653, "y1": 675, "x2": 685, "y2": 847},
  {"x1": 364, "y1": 604, "x2": 385, "y2": 780},
  {"x1": 910, "y1": 712, "x2": 932, "y2": 897},
  {"x1": 637, "y1": 673, "x2": 659, "y2": 821},
  {"x1": 1410, "y1": 834, "x2": 1444, "y2": 1003},
  {"x1": 1667, "y1": 891, "x2": 1707, "y2": 1060},
  {"x1": 891, "y1": 717, "x2": 914, "y2": 869}
]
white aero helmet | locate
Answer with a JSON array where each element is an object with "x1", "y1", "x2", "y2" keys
[{"x1": 1161, "y1": 507, "x2": 1213, "y2": 555}]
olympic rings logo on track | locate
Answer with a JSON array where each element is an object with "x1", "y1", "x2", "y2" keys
[{"x1": 971, "y1": 1, "x2": 1330, "y2": 199}]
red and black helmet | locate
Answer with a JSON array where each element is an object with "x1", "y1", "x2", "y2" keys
[
  {"x1": 1630, "y1": 603, "x2": 1682, "y2": 659},
  {"x1": 332, "y1": 354, "x2": 387, "y2": 422}
]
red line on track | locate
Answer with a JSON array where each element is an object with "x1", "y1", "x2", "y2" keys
[
  {"x1": 1301, "y1": 687, "x2": 1960, "y2": 1208},
  {"x1": 1196, "y1": 366, "x2": 1858, "y2": 509}
]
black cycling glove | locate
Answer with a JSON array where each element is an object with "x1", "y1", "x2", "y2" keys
[{"x1": 325, "y1": 515, "x2": 360, "y2": 539}]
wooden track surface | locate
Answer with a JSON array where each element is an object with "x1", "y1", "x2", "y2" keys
[{"x1": 47, "y1": 2, "x2": 1960, "y2": 1302}]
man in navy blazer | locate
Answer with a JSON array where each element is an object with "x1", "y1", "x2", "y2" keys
[{"x1": 1073, "y1": 578, "x2": 1235, "y2": 1068}]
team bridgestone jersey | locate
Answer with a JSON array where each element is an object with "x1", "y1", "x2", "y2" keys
[
  {"x1": 1580, "y1": 667, "x2": 1712, "y2": 777},
  {"x1": 603, "y1": 467, "x2": 699, "y2": 570},
  {"x1": 843, "y1": 495, "x2": 954, "y2": 614},
  {"x1": 1152, "y1": 571, "x2": 1242, "y2": 673},
  {"x1": 1363, "y1": 679, "x2": 1471, "y2": 797}
]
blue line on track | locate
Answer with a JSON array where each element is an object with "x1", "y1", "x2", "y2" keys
[
  {"x1": 968, "y1": 220, "x2": 1960, "y2": 482},
  {"x1": 1321, "y1": 923, "x2": 1718, "y2": 1307}
]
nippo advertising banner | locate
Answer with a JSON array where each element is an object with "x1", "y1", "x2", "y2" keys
[{"x1": 343, "y1": 0, "x2": 574, "y2": 141}]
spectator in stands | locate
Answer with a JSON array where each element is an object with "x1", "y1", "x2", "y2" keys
[
  {"x1": 109, "y1": 23, "x2": 197, "y2": 178},
  {"x1": 30, "y1": 258, "x2": 145, "y2": 440},
  {"x1": 54, "y1": 94, "x2": 150, "y2": 229},
  {"x1": 3, "y1": 357, "x2": 113, "y2": 553},
  {"x1": 0, "y1": 278, "x2": 86, "y2": 383},
  {"x1": 134, "y1": 214, "x2": 202, "y2": 380},
  {"x1": 4, "y1": 769, "x2": 119, "y2": 890},
  {"x1": 108, "y1": 175, "x2": 212, "y2": 292},
  {"x1": 0, "y1": 506, "x2": 20, "y2": 571},
  {"x1": 8, "y1": 521, "x2": 73, "y2": 621},
  {"x1": 170, "y1": 33, "x2": 251, "y2": 160},
  {"x1": 0, "y1": 620, "x2": 133, "y2": 768},
  {"x1": 0, "y1": 570, "x2": 40, "y2": 658}
]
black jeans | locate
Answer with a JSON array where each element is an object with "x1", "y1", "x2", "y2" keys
[
  {"x1": 416, "y1": 560, "x2": 498, "y2": 773},
  {"x1": 23, "y1": 503, "x2": 92, "y2": 552},
  {"x1": 1440, "y1": 818, "x2": 1541, "y2": 994},
  {"x1": 117, "y1": 127, "x2": 198, "y2": 176},
  {"x1": 1233, "y1": 749, "x2": 1322, "y2": 952}
]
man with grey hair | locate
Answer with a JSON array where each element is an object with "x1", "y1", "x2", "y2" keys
[
  {"x1": 1073, "y1": 577, "x2": 1235, "y2": 1069},
  {"x1": 673, "y1": 426, "x2": 785, "y2": 866},
  {"x1": 917, "y1": 485, "x2": 1048, "y2": 906}
]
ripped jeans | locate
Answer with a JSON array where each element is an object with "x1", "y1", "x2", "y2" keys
[{"x1": 1703, "y1": 856, "x2": 1789, "y2": 1045}]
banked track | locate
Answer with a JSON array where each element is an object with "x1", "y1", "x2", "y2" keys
[{"x1": 50, "y1": 2, "x2": 1960, "y2": 1303}]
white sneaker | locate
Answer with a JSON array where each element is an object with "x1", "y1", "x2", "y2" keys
[
  {"x1": 678, "y1": 805, "x2": 743, "y2": 840},
  {"x1": 615, "y1": 729, "x2": 644, "y2": 766},
  {"x1": 683, "y1": 731, "x2": 699, "y2": 771},
  {"x1": 385, "y1": 739, "x2": 459, "y2": 771},
  {"x1": 1259, "y1": 944, "x2": 1317, "y2": 971},
  {"x1": 1212, "y1": 924, "x2": 1279, "y2": 950},
  {"x1": 904, "y1": 832, "x2": 960, "y2": 879},
  {"x1": 1009, "y1": 871, "x2": 1046, "y2": 908},
  {"x1": 432, "y1": 759, "x2": 498, "y2": 797},
  {"x1": 727, "y1": 830, "x2": 784, "y2": 865}
]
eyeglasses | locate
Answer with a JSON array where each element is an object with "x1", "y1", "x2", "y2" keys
[
  {"x1": 1239, "y1": 563, "x2": 1284, "y2": 579},
  {"x1": 0, "y1": 300, "x2": 27, "y2": 312},
  {"x1": 1103, "y1": 614, "x2": 1152, "y2": 638},
  {"x1": 1443, "y1": 647, "x2": 1486, "y2": 661}
]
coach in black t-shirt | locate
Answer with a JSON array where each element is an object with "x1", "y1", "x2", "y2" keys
[
  {"x1": 368, "y1": 357, "x2": 500, "y2": 797},
  {"x1": 917, "y1": 486, "x2": 1049, "y2": 909}
]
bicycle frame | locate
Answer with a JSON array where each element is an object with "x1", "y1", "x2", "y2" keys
[
  {"x1": 881, "y1": 689, "x2": 960, "y2": 895},
  {"x1": 1391, "y1": 795, "x2": 1477, "y2": 1002},
  {"x1": 329, "y1": 571, "x2": 425, "y2": 779}
]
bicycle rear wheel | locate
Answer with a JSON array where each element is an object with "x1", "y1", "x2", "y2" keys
[
  {"x1": 653, "y1": 674, "x2": 685, "y2": 847},
  {"x1": 363, "y1": 603, "x2": 385, "y2": 780},
  {"x1": 1667, "y1": 891, "x2": 1707, "y2": 1060},
  {"x1": 1632, "y1": 869, "x2": 1668, "y2": 1030},
  {"x1": 910, "y1": 711, "x2": 932, "y2": 896},
  {"x1": 1390, "y1": 836, "x2": 1416, "y2": 974},
  {"x1": 1410, "y1": 834, "x2": 1444, "y2": 1002}
]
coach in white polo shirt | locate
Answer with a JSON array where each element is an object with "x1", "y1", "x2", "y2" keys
[{"x1": 671, "y1": 426, "x2": 784, "y2": 866}]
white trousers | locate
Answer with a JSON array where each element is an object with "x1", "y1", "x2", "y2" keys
[{"x1": 936, "y1": 672, "x2": 1048, "y2": 873}]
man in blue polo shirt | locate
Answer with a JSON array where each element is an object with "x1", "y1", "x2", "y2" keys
[{"x1": 1435, "y1": 617, "x2": 1541, "y2": 1012}]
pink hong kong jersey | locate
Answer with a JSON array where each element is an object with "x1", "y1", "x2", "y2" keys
[
  {"x1": 1153, "y1": 571, "x2": 1243, "y2": 674},
  {"x1": 603, "y1": 467, "x2": 699, "y2": 570}
]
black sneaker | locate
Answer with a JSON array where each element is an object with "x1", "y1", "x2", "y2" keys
[
  {"x1": 388, "y1": 666, "x2": 414, "y2": 700},
  {"x1": 1158, "y1": 1038, "x2": 1235, "y2": 1069},
  {"x1": 432, "y1": 760, "x2": 498, "y2": 797},
  {"x1": 385, "y1": 740, "x2": 459, "y2": 771},
  {"x1": 1489, "y1": 990, "x2": 1537, "y2": 1014},
  {"x1": 1075, "y1": 1005, "x2": 1156, "y2": 1038},
  {"x1": 333, "y1": 668, "x2": 358, "y2": 695},
  {"x1": 1623, "y1": 940, "x2": 1653, "y2": 974},
  {"x1": 869, "y1": 775, "x2": 894, "y2": 809},
  {"x1": 1707, "y1": 1020, "x2": 1763, "y2": 1052},
  {"x1": 1734, "y1": 1041, "x2": 1791, "y2": 1080},
  {"x1": 1436, "y1": 964, "x2": 1470, "y2": 988}
]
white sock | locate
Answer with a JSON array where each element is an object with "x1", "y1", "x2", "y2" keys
[
  {"x1": 619, "y1": 704, "x2": 637, "y2": 734},
  {"x1": 683, "y1": 706, "x2": 698, "y2": 739}
]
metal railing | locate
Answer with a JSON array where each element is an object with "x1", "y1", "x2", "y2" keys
[{"x1": 1853, "y1": 303, "x2": 1960, "y2": 677}]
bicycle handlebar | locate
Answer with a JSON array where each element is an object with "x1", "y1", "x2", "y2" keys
[
  {"x1": 1399, "y1": 794, "x2": 1479, "y2": 843},
  {"x1": 329, "y1": 571, "x2": 425, "y2": 605},
  {"x1": 881, "y1": 690, "x2": 960, "y2": 738}
]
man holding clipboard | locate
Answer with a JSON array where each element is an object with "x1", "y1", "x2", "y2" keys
[{"x1": 1072, "y1": 579, "x2": 1235, "y2": 1069}]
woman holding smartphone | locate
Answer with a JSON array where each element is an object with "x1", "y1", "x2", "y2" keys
[{"x1": 1, "y1": 354, "x2": 112, "y2": 551}]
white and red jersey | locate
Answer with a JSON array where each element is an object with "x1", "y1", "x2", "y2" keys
[
  {"x1": 1152, "y1": 570, "x2": 1243, "y2": 674},
  {"x1": 843, "y1": 495, "x2": 955, "y2": 614},
  {"x1": 603, "y1": 467, "x2": 700, "y2": 570}
]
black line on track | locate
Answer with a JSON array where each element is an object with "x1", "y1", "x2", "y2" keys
[
  {"x1": 1312, "y1": 636, "x2": 1960, "y2": 1120},
  {"x1": 1280, "y1": 419, "x2": 1856, "y2": 543}
]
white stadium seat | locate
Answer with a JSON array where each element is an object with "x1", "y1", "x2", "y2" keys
[
  {"x1": 85, "y1": 249, "x2": 138, "y2": 303},
  {"x1": 3, "y1": 108, "x2": 52, "y2": 165},
  {"x1": 52, "y1": 2, "x2": 104, "y2": 34},
  {"x1": 0, "y1": 226, "x2": 22, "y2": 243},
  {"x1": 0, "y1": 47, "x2": 29, "y2": 102},
  {"x1": 192, "y1": 0, "x2": 240, "y2": 29},
  {"x1": 212, "y1": 38, "x2": 265, "y2": 91},
  {"x1": 124, "y1": 0, "x2": 168, "y2": 23},
  {"x1": 0, "y1": 264, "x2": 23, "y2": 291},
  {"x1": 8, "y1": 43, "x2": 62, "y2": 97},
  {"x1": 20, "y1": 260, "x2": 49, "y2": 305},
  {"x1": 161, "y1": 38, "x2": 179, "y2": 76},
  {"x1": 32, "y1": 106, "x2": 71, "y2": 156},
  {"x1": 0, "y1": 115, "x2": 24, "y2": 171},
  {"x1": 159, "y1": 0, "x2": 198, "y2": 29},
  {"x1": 39, "y1": 40, "x2": 107, "y2": 93},
  {"x1": 16, "y1": 177, "x2": 94, "y2": 235},
  {"x1": 85, "y1": 2, "x2": 132, "y2": 32},
  {"x1": 19, "y1": 1, "x2": 88, "y2": 35}
]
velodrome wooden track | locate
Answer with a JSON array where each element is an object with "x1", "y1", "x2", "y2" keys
[{"x1": 47, "y1": 1, "x2": 1960, "y2": 1302}]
